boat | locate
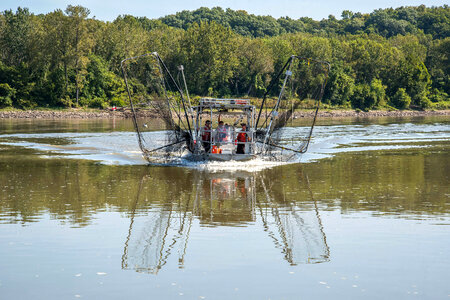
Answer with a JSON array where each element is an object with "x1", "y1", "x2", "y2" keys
[
  {"x1": 120, "y1": 52, "x2": 330, "y2": 163},
  {"x1": 188, "y1": 97, "x2": 256, "y2": 161}
]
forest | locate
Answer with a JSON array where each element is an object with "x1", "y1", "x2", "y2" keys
[{"x1": 0, "y1": 5, "x2": 448, "y2": 111}]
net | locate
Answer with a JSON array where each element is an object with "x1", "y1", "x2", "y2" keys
[
  {"x1": 121, "y1": 53, "x2": 330, "y2": 163},
  {"x1": 254, "y1": 56, "x2": 330, "y2": 160},
  {"x1": 121, "y1": 53, "x2": 193, "y2": 163}
]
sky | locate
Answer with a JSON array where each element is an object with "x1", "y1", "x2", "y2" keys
[{"x1": 2, "y1": 0, "x2": 448, "y2": 21}]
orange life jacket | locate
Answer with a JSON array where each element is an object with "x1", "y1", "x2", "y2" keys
[{"x1": 237, "y1": 131, "x2": 247, "y2": 143}]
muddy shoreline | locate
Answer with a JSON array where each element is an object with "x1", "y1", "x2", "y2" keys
[{"x1": 0, "y1": 109, "x2": 449, "y2": 119}]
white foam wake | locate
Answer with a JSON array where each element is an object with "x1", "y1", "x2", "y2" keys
[{"x1": 0, "y1": 121, "x2": 448, "y2": 170}]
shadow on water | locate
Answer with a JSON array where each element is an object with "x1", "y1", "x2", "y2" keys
[{"x1": 121, "y1": 169, "x2": 330, "y2": 275}]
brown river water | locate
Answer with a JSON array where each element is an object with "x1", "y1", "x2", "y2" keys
[{"x1": 0, "y1": 116, "x2": 449, "y2": 299}]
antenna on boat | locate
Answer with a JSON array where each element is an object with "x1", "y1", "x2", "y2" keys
[
  {"x1": 155, "y1": 54, "x2": 193, "y2": 139},
  {"x1": 261, "y1": 57, "x2": 294, "y2": 152}
]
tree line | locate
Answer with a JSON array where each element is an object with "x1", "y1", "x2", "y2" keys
[
  {"x1": 0, "y1": 5, "x2": 448, "y2": 111},
  {"x1": 160, "y1": 5, "x2": 450, "y2": 39}
]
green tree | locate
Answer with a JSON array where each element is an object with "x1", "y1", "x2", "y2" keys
[
  {"x1": 82, "y1": 54, "x2": 127, "y2": 106},
  {"x1": 370, "y1": 78, "x2": 387, "y2": 107},
  {"x1": 234, "y1": 37, "x2": 274, "y2": 96},
  {"x1": 0, "y1": 83, "x2": 15, "y2": 107},
  {"x1": 0, "y1": 5, "x2": 448, "y2": 110},
  {"x1": 97, "y1": 15, "x2": 149, "y2": 73},
  {"x1": 64, "y1": 5, "x2": 94, "y2": 106},
  {"x1": 41, "y1": 9, "x2": 76, "y2": 105},
  {"x1": 180, "y1": 21, "x2": 239, "y2": 95},
  {"x1": 390, "y1": 88, "x2": 412, "y2": 109},
  {"x1": 0, "y1": 7, "x2": 32, "y2": 66},
  {"x1": 426, "y1": 37, "x2": 450, "y2": 95},
  {"x1": 324, "y1": 63, "x2": 355, "y2": 106},
  {"x1": 266, "y1": 36, "x2": 294, "y2": 77},
  {"x1": 351, "y1": 83, "x2": 375, "y2": 110}
]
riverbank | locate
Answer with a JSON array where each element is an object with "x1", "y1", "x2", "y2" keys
[
  {"x1": 0, "y1": 108, "x2": 449, "y2": 119},
  {"x1": 0, "y1": 109, "x2": 158, "y2": 119}
]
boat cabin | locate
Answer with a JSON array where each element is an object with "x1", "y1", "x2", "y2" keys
[{"x1": 191, "y1": 98, "x2": 256, "y2": 161}]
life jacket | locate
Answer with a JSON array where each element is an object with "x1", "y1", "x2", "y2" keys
[
  {"x1": 202, "y1": 126, "x2": 211, "y2": 141},
  {"x1": 216, "y1": 126, "x2": 227, "y2": 141},
  {"x1": 237, "y1": 131, "x2": 247, "y2": 143}
]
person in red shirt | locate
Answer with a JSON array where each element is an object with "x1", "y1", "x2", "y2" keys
[
  {"x1": 236, "y1": 123, "x2": 250, "y2": 154},
  {"x1": 201, "y1": 120, "x2": 212, "y2": 153}
]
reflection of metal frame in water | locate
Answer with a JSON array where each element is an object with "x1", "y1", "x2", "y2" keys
[
  {"x1": 121, "y1": 170, "x2": 330, "y2": 274},
  {"x1": 121, "y1": 174, "x2": 199, "y2": 274},
  {"x1": 257, "y1": 172, "x2": 330, "y2": 265}
]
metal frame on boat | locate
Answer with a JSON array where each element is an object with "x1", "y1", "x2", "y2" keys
[
  {"x1": 190, "y1": 98, "x2": 256, "y2": 161},
  {"x1": 120, "y1": 52, "x2": 330, "y2": 163}
]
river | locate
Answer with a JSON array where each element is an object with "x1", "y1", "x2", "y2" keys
[{"x1": 0, "y1": 116, "x2": 449, "y2": 299}]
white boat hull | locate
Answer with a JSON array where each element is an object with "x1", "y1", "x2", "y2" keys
[{"x1": 207, "y1": 153, "x2": 256, "y2": 161}]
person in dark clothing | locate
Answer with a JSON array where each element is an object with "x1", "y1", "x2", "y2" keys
[
  {"x1": 201, "y1": 120, "x2": 212, "y2": 153},
  {"x1": 236, "y1": 123, "x2": 250, "y2": 154}
]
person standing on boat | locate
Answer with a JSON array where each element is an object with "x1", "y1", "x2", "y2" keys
[
  {"x1": 236, "y1": 123, "x2": 250, "y2": 154},
  {"x1": 201, "y1": 120, "x2": 212, "y2": 153},
  {"x1": 215, "y1": 121, "x2": 227, "y2": 145},
  {"x1": 224, "y1": 124, "x2": 232, "y2": 142}
]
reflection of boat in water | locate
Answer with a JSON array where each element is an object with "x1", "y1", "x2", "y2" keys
[{"x1": 121, "y1": 171, "x2": 330, "y2": 274}]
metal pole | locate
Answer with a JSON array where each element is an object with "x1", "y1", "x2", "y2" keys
[
  {"x1": 262, "y1": 59, "x2": 293, "y2": 151},
  {"x1": 210, "y1": 106, "x2": 213, "y2": 153},
  {"x1": 255, "y1": 56, "x2": 293, "y2": 130},
  {"x1": 178, "y1": 65, "x2": 192, "y2": 110}
]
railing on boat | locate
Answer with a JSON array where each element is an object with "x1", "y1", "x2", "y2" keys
[
  {"x1": 199, "y1": 98, "x2": 250, "y2": 107},
  {"x1": 198, "y1": 129, "x2": 254, "y2": 154}
]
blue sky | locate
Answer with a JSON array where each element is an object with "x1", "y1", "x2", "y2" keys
[{"x1": 2, "y1": 0, "x2": 448, "y2": 21}]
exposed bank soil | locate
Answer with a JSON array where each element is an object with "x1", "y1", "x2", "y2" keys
[
  {"x1": 0, "y1": 108, "x2": 449, "y2": 119},
  {"x1": 300, "y1": 109, "x2": 450, "y2": 118},
  {"x1": 0, "y1": 109, "x2": 159, "y2": 119}
]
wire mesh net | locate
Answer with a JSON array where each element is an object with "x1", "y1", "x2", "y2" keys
[
  {"x1": 121, "y1": 53, "x2": 193, "y2": 163},
  {"x1": 254, "y1": 56, "x2": 330, "y2": 160},
  {"x1": 121, "y1": 53, "x2": 329, "y2": 163}
]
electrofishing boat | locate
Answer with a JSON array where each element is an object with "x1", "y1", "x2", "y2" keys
[
  {"x1": 189, "y1": 97, "x2": 256, "y2": 161},
  {"x1": 120, "y1": 52, "x2": 330, "y2": 163}
]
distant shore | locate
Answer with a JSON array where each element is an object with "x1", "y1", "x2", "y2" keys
[{"x1": 0, "y1": 108, "x2": 449, "y2": 120}]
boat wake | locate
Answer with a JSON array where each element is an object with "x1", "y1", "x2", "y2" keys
[{"x1": 0, "y1": 121, "x2": 448, "y2": 171}]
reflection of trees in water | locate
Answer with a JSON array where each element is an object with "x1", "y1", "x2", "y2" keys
[
  {"x1": 1, "y1": 151, "x2": 447, "y2": 227},
  {"x1": 121, "y1": 171, "x2": 330, "y2": 274}
]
